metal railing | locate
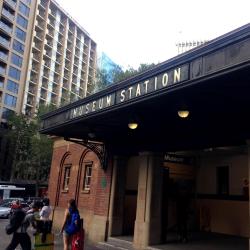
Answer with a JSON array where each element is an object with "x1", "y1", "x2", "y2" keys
[
  {"x1": 0, "y1": 21, "x2": 12, "y2": 34},
  {"x1": 0, "y1": 52, "x2": 8, "y2": 61},
  {"x1": 0, "y1": 67, "x2": 6, "y2": 75},
  {"x1": 0, "y1": 36, "x2": 10, "y2": 47},
  {"x1": 5, "y1": 0, "x2": 16, "y2": 9},
  {"x1": 2, "y1": 8, "x2": 15, "y2": 21}
]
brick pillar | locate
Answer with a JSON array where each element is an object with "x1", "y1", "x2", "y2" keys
[
  {"x1": 133, "y1": 152, "x2": 164, "y2": 249},
  {"x1": 108, "y1": 156, "x2": 127, "y2": 236}
]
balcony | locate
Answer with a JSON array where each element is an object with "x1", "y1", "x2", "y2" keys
[
  {"x1": 39, "y1": 0, "x2": 47, "y2": 9},
  {"x1": 43, "y1": 70, "x2": 50, "y2": 79},
  {"x1": 59, "y1": 26, "x2": 64, "y2": 34},
  {"x1": 30, "y1": 75, "x2": 38, "y2": 83},
  {"x1": 35, "y1": 31, "x2": 43, "y2": 41},
  {"x1": 33, "y1": 41, "x2": 42, "y2": 51},
  {"x1": 2, "y1": 8, "x2": 15, "y2": 22},
  {"x1": 0, "y1": 80, "x2": 4, "y2": 88},
  {"x1": 0, "y1": 66, "x2": 6, "y2": 75},
  {"x1": 31, "y1": 65, "x2": 39, "y2": 73},
  {"x1": 32, "y1": 53, "x2": 40, "y2": 62},
  {"x1": 64, "y1": 72, "x2": 69, "y2": 79},
  {"x1": 62, "y1": 83, "x2": 68, "y2": 89},
  {"x1": 55, "y1": 66, "x2": 60, "y2": 74},
  {"x1": 44, "y1": 49, "x2": 52, "y2": 58},
  {"x1": 27, "y1": 98, "x2": 34, "y2": 106},
  {"x1": 4, "y1": 0, "x2": 17, "y2": 9},
  {"x1": 43, "y1": 60, "x2": 51, "y2": 68},
  {"x1": 0, "y1": 21, "x2": 12, "y2": 35},
  {"x1": 52, "y1": 86, "x2": 57, "y2": 93},
  {"x1": 68, "y1": 35, "x2": 73, "y2": 43},
  {"x1": 0, "y1": 36, "x2": 9, "y2": 48},
  {"x1": 66, "y1": 53, "x2": 71, "y2": 61},
  {"x1": 36, "y1": 19, "x2": 45, "y2": 30},
  {"x1": 0, "y1": 51, "x2": 8, "y2": 62},
  {"x1": 28, "y1": 87, "x2": 35, "y2": 95},
  {"x1": 50, "y1": 9, "x2": 57, "y2": 19},
  {"x1": 46, "y1": 29, "x2": 54, "y2": 38},
  {"x1": 38, "y1": 10, "x2": 46, "y2": 20}
]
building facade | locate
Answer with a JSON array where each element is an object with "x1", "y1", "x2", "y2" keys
[
  {"x1": 97, "y1": 52, "x2": 121, "y2": 85},
  {"x1": 0, "y1": 0, "x2": 97, "y2": 181},
  {"x1": 41, "y1": 24, "x2": 250, "y2": 249},
  {"x1": 0, "y1": 0, "x2": 97, "y2": 122}
]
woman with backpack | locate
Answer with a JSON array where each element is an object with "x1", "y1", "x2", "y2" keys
[{"x1": 60, "y1": 199, "x2": 81, "y2": 250}]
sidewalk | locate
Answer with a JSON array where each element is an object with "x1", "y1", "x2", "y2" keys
[{"x1": 0, "y1": 218, "x2": 98, "y2": 250}]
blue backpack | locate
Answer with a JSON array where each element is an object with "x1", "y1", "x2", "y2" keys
[{"x1": 65, "y1": 209, "x2": 81, "y2": 235}]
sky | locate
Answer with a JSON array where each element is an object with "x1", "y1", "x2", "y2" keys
[{"x1": 56, "y1": 0, "x2": 250, "y2": 69}]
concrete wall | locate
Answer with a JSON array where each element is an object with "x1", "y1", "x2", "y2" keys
[
  {"x1": 198, "y1": 199, "x2": 249, "y2": 237},
  {"x1": 197, "y1": 153, "x2": 248, "y2": 195},
  {"x1": 196, "y1": 151, "x2": 249, "y2": 237}
]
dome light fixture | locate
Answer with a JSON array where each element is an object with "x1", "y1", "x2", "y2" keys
[
  {"x1": 178, "y1": 110, "x2": 190, "y2": 118},
  {"x1": 128, "y1": 122, "x2": 138, "y2": 130}
]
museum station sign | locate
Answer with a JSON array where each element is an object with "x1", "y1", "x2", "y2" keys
[
  {"x1": 41, "y1": 27, "x2": 250, "y2": 131},
  {"x1": 70, "y1": 65, "x2": 189, "y2": 119}
]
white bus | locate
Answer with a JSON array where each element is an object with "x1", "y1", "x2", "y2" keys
[{"x1": 0, "y1": 185, "x2": 25, "y2": 200}]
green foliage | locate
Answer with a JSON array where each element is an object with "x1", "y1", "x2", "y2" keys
[
  {"x1": 94, "y1": 63, "x2": 155, "y2": 93},
  {"x1": 6, "y1": 105, "x2": 53, "y2": 187}
]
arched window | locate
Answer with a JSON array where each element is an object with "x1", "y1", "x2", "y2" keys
[
  {"x1": 63, "y1": 164, "x2": 71, "y2": 191},
  {"x1": 83, "y1": 162, "x2": 93, "y2": 191}
]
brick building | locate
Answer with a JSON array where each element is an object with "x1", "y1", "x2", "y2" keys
[{"x1": 49, "y1": 138, "x2": 112, "y2": 242}]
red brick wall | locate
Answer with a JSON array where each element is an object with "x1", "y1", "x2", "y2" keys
[{"x1": 48, "y1": 139, "x2": 113, "y2": 217}]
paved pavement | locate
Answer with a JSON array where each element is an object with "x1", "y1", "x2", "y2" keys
[
  {"x1": 1, "y1": 218, "x2": 248, "y2": 250},
  {"x1": 0, "y1": 218, "x2": 98, "y2": 250}
]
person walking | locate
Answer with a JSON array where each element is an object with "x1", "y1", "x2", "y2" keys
[
  {"x1": 5, "y1": 202, "x2": 40, "y2": 250},
  {"x1": 60, "y1": 199, "x2": 81, "y2": 250},
  {"x1": 40, "y1": 198, "x2": 52, "y2": 220}
]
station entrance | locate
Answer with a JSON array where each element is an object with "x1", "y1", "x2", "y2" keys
[{"x1": 110, "y1": 146, "x2": 249, "y2": 249}]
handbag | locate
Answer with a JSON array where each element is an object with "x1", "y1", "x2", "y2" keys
[{"x1": 5, "y1": 223, "x2": 15, "y2": 235}]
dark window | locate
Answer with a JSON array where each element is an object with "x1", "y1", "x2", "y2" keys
[
  {"x1": 217, "y1": 166, "x2": 229, "y2": 195},
  {"x1": 7, "y1": 79, "x2": 19, "y2": 94},
  {"x1": 2, "y1": 107, "x2": 14, "y2": 119},
  {"x1": 83, "y1": 163, "x2": 93, "y2": 191},
  {"x1": 11, "y1": 53, "x2": 23, "y2": 67},
  {"x1": 17, "y1": 14, "x2": 28, "y2": 29},
  {"x1": 19, "y1": 2, "x2": 30, "y2": 17},
  {"x1": 13, "y1": 40, "x2": 25, "y2": 54},
  {"x1": 8, "y1": 66, "x2": 21, "y2": 80},
  {"x1": 63, "y1": 165, "x2": 71, "y2": 191},
  {"x1": 15, "y1": 27, "x2": 26, "y2": 42},
  {"x1": 4, "y1": 94, "x2": 17, "y2": 107}
]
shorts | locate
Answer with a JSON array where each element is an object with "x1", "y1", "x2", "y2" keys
[{"x1": 63, "y1": 230, "x2": 70, "y2": 237}]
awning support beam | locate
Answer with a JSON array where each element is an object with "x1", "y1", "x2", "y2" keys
[{"x1": 64, "y1": 137, "x2": 108, "y2": 170}]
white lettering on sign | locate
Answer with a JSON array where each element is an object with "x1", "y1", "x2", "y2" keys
[{"x1": 69, "y1": 65, "x2": 188, "y2": 120}]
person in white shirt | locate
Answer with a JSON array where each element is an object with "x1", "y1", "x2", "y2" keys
[{"x1": 39, "y1": 198, "x2": 52, "y2": 221}]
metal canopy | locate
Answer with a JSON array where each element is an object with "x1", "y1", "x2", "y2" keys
[{"x1": 40, "y1": 24, "x2": 250, "y2": 153}]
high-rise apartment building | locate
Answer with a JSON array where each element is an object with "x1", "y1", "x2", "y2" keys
[{"x1": 0, "y1": 0, "x2": 97, "y2": 121}]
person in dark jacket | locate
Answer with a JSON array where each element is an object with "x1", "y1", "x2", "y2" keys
[{"x1": 6, "y1": 202, "x2": 40, "y2": 250}]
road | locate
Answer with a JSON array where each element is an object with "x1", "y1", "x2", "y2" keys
[{"x1": 0, "y1": 218, "x2": 78, "y2": 249}]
